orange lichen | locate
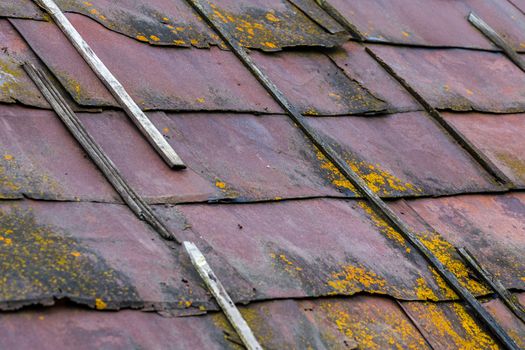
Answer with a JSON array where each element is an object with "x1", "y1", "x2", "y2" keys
[
  {"x1": 95, "y1": 298, "x2": 107, "y2": 310},
  {"x1": 417, "y1": 302, "x2": 498, "y2": 349},
  {"x1": 357, "y1": 202, "x2": 408, "y2": 249},
  {"x1": 136, "y1": 35, "x2": 148, "y2": 42},
  {"x1": 270, "y1": 253, "x2": 303, "y2": 273},
  {"x1": 3, "y1": 155, "x2": 13, "y2": 161},
  {"x1": 196, "y1": 97, "x2": 206, "y2": 103},
  {"x1": 315, "y1": 149, "x2": 357, "y2": 193},
  {"x1": 149, "y1": 35, "x2": 161, "y2": 42},
  {"x1": 415, "y1": 277, "x2": 439, "y2": 301},
  {"x1": 265, "y1": 13, "x2": 280, "y2": 22},
  {"x1": 321, "y1": 301, "x2": 427, "y2": 349},
  {"x1": 419, "y1": 232, "x2": 490, "y2": 296},
  {"x1": 314, "y1": 147, "x2": 421, "y2": 196},
  {"x1": 173, "y1": 39, "x2": 186, "y2": 45},
  {"x1": 215, "y1": 180, "x2": 227, "y2": 189},
  {"x1": 327, "y1": 264, "x2": 386, "y2": 294}
]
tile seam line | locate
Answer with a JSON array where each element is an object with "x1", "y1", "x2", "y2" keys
[{"x1": 183, "y1": 0, "x2": 520, "y2": 348}]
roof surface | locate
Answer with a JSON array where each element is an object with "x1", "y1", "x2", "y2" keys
[{"x1": 1, "y1": 0, "x2": 525, "y2": 349}]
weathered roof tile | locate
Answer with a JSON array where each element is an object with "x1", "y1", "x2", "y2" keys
[
  {"x1": 370, "y1": 45, "x2": 525, "y2": 113},
  {"x1": 0, "y1": 105, "x2": 118, "y2": 202},
  {"x1": 443, "y1": 112, "x2": 525, "y2": 188},
  {"x1": 305, "y1": 111, "x2": 500, "y2": 197},
  {"x1": 250, "y1": 49, "x2": 387, "y2": 115}
]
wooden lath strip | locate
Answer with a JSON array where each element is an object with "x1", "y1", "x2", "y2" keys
[
  {"x1": 184, "y1": 1, "x2": 520, "y2": 348},
  {"x1": 184, "y1": 242, "x2": 263, "y2": 350},
  {"x1": 33, "y1": 0, "x2": 185, "y2": 169},
  {"x1": 24, "y1": 63, "x2": 180, "y2": 243},
  {"x1": 468, "y1": 12, "x2": 525, "y2": 73},
  {"x1": 457, "y1": 247, "x2": 525, "y2": 324}
]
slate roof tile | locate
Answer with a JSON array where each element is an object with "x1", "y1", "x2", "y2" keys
[
  {"x1": 444, "y1": 112, "x2": 525, "y2": 188},
  {"x1": 305, "y1": 111, "x2": 501, "y2": 197},
  {"x1": 1, "y1": 0, "x2": 347, "y2": 49},
  {"x1": 0, "y1": 104, "x2": 118, "y2": 202}
]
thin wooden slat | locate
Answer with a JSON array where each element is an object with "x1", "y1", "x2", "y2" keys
[
  {"x1": 183, "y1": 241, "x2": 263, "y2": 350},
  {"x1": 468, "y1": 12, "x2": 525, "y2": 73},
  {"x1": 33, "y1": 0, "x2": 185, "y2": 169},
  {"x1": 457, "y1": 247, "x2": 525, "y2": 324},
  {"x1": 185, "y1": 1, "x2": 520, "y2": 348},
  {"x1": 24, "y1": 63, "x2": 180, "y2": 243}
]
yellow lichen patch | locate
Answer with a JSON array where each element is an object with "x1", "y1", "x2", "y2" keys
[
  {"x1": 177, "y1": 299, "x2": 192, "y2": 308},
  {"x1": 262, "y1": 41, "x2": 277, "y2": 49},
  {"x1": 419, "y1": 232, "x2": 490, "y2": 296},
  {"x1": 495, "y1": 152, "x2": 525, "y2": 178},
  {"x1": 321, "y1": 301, "x2": 427, "y2": 349},
  {"x1": 415, "y1": 302, "x2": 498, "y2": 349},
  {"x1": 0, "y1": 208, "x2": 140, "y2": 310},
  {"x1": 402, "y1": 31, "x2": 411, "y2": 37},
  {"x1": 265, "y1": 13, "x2": 280, "y2": 22},
  {"x1": 95, "y1": 298, "x2": 107, "y2": 310},
  {"x1": 83, "y1": 2, "x2": 93, "y2": 6},
  {"x1": 149, "y1": 35, "x2": 161, "y2": 42},
  {"x1": 315, "y1": 149, "x2": 357, "y2": 193},
  {"x1": 70, "y1": 251, "x2": 81, "y2": 257},
  {"x1": 327, "y1": 264, "x2": 386, "y2": 294},
  {"x1": 415, "y1": 276, "x2": 439, "y2": 301},
  {"x1": 196, "y1": 97, "x2": 205, "y2": 103},
  {"x1": 465, "y1": 88, "x2": 474, "y2": 96},
  {"x1": 357, "y1": 202, "x2": 408, "y2": 248},
  {"x1": 136, "y1": 35, "x2": 148, "y2": 42},
  {"x1": 0, "y1": 149, "x2": 61, "y2": 196},
  {"x1": 314, "y1": 147, "x2": 421, "y2": 196},
  {"x1": 173, "y1": 39, "x2": 186, "y2": 45},
  {"x1": 215, "y1": 180, "x2": 227, "y2": 189},
  {"x1": 270, "y1": 253, "x2": 303, "y2": 273},
  {"x1": 348, "y1": 159, "x2": 421, "y2": 195}
]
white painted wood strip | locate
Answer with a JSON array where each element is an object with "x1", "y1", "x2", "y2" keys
[
  {"x1": 183, "y1": 242, "x2": 263, "y2": 350},
  {"x1": 34, "y1": 0, "x2": 185, "y2": 169}
]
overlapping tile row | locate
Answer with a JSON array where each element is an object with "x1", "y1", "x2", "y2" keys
[
  {"x1": 8, "y1": 14, "x2": 390, "y2": 115},
  {"x1": 0, "y1": 0, "x2": 347, "y2": 50},
  {"x1": 2, "y1": 294, "x2": 524, "y2": 349},
  {"x1": 323, "y1": 0, "x2": 525, "y2": 51},
  {"x1": 0, "y1": 104, "x2": 506, "y2": 202}
]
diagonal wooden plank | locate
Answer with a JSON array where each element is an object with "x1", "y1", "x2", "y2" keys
[
  {"x1": 468, "y1": 12, "x2": 525, "y2": 73},
  {"x1": 33, "y1": 0, "x2": 185, "y2": 169},
  {"x1": 458, "y1": 247, "x2": 525, "y2": 324},
  {"x1": 183, "y1": 241, "x2": 263, "y2": 350}
]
